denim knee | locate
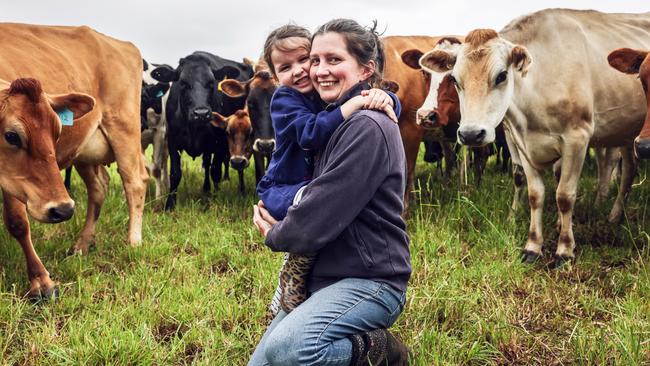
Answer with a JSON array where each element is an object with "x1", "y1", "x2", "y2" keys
[{"x1": 264, "y1": 327, "x2": 299, "y2": 365}]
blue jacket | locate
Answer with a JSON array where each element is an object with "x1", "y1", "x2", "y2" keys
[
  {"x1": 265, "y1": 82, "x2": 411, "y2": 293},
  {"x1": 258, "y1": 84, "x2": 401, "y2": 219}
]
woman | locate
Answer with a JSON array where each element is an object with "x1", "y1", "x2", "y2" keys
[{"x1": 251, "y1": 18, "x2": 411, "y2": 366}]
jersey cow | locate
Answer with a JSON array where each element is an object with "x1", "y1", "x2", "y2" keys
[
  {"x1": 425, "y1": 9, "x2": 650, "y2": 267},
  {"x1": 608, "y1": 47, "x2": 650, "y2": 159},
  {"x1": 220, "y1": 62, "x2": 278, "y2": 185},
  {"x1": 0, "y1": 78, "x2": 95, "y2": 298},
  {"x1": 211, "y1": 110, "x2": 253, "y2": 193},
  {"x1": 151, "y1": 52, "x2": 254, "y2": 210},
  {"x1": 0, "y1": 23, "x2": 148, "y2": 295}
]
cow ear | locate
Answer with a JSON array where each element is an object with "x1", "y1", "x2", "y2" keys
[
  {"x1": 510, "y1": 45, "x2": 532, "y2": 76},
  {"x1": 49, "y1": 92, "x2": 96, "y2": 121},
  {"x1": 401, "y1": 49, "x2": 424, "y2": 70},
  {"x1": 219, "y1": 79, "x2": 247, "y2": 98},
  {"x1": 151, "y1": 65, "x2": 178, "y2": 82},
  {"x1": 420, "y1": 49, "x2": 456, "y2": 73},
  {"x1": 213, "y1": 66, "x2": 241, "y2": 81},
  {"x1": 210, "y1": 111, "x2": 228, "y2": 129},
  {"x1": 379, "y1": 79, "x2": 400, "y2": 94},
  {"x1": 608, "y1": 48, "x2": 648, "y2": 75}
]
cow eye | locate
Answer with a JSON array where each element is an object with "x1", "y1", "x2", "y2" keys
[
  {"x1": 495, "y1": 71, "x2": 507, "y2": 86},
  {"x1": 4, "y1": 131, "x2": 21, "y2": 148}
]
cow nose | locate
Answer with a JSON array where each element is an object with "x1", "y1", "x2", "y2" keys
[
  {"x1": 48, "y1": 202, "x2": 75, "y2": 223},
  {"x1": 191, "y1": 108, "x2": 211, "y2": 121},
  {"x1": 458, "y1": 127, "x2": 487, "y2": 146},
  {"x1": 258, "y1": 140, "x2": 275, "y2": 153},
  {"x1": 635, "y1": 138, "x2": 650, "y2": 159},
  {"x1": 230, "y1": 156, "x2": 249, "y2": 170}
]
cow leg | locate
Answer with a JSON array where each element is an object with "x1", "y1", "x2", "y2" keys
[
  {"x1": 442, "y1": 142, "x2": 457, "y2": 179},
  {"x1": 254, "y1": 151, "x2": 265, "y2": 184},
  {"x1": 68, "y1": 163, "x2": 109, "y2": 254},
  {"x1": 473, "y1": 146, "x2": 487, "y2": 186},
  {"x1": 595, "y1": 147, "x2": 620, "y2": 204},
  {"x1": 201, "y1": 153, "x2": 212, "y2": 194},
  {"x1": 210, "y1": 152, "x2": 224, "y2": 192},
  {"x1": 64, "y1": 167, "x2": 73, "y2": 193},
  {"x1": 399, "y1": 125, "x2": 424, "y2": 212},
  {"x1": 2, "y1": 192, "x2": 57, "y2": 299},
  {"x1": 521, "y1": 160, "x2": 545, "y2": 263},
  {"x1": 238, "y1": 170, "x2": 245, "y2": 194},
  {"x1": 165, "y1": 146, "x2": 182, "y2": 210},
  {"x1": 151, "y1": 126, "x2": 169, "y2": 199},
  {"x1": 607, "y1": 145, "x2": 636, "y2": 223},
  {"x1": 553, "y1": 141, "x2": 589, "y2": 266}
]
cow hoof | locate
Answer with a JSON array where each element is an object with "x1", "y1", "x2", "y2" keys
[
  {"x1": 28, "y1": 285, "x2": 59, "y2": 303},
  {"x1": 521, "y1": 250, "x2": 541, "y2": 264},
  {"x1": 550, "y1": 254, "x2": 573, "y2": 269},
  {"x1": 164, "y1": 199, "x2": 176, "y2": 211}
]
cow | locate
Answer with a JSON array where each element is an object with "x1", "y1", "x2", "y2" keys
[
  {"x1": 400, "y1": 37, "x2": 498, "y2": 185},
  {"x1": 211, "y1": 110, "x2": 253, "y2": 193},
  {"x1": 219, "y1": 62, "x2": 278, "y2": 184},
  {"x1": 608, "y1": 48, "x2": 650, "y2": 159},
  {"x1": 150, "y1": 51, "x2": 254, "y2": 210},
  {"x1": 382, "y1": 36, "x2": 445, "y2": 207},
  {"x1": 140, "y1": 59, "x2": 172, "y2": 200},
  {"x1": 0, "y1": 77, "x2": 96, "y2": 298},
  {"x1": 423, "y1": 9, "x2": 650, "y2": 267},
  {"x1": 0, "y1": 23, "x2": 149, "y2": 261}
]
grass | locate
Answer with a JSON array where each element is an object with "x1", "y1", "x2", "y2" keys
[{"x1": 0, "y1": 147, "x2": 648, "y2": 365}]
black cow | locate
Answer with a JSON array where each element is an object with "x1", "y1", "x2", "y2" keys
[
  {"x1": 220, "y1": 65, "x2": 277, "y2": 183},
  {"x1": 151, "y1": 51, "x2": 253, "y2": 210}
]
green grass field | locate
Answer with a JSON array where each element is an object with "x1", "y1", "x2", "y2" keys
[{"x1": 1, "y1": 147, "x2": 649, "y2": 365}]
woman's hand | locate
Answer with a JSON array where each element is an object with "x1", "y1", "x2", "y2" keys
[
  {"x1": 253, "y1": 200, "x2": 278, "y2": 238},
  {"x1": 361, "y1": 89, "x2": 398, "y2": 123}
]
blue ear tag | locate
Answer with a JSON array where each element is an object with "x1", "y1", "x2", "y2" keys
[
  {"x1": 57, "y1": 107, "x2": 74, "y2": 126},
  {"x1": 156, "y1": 90, "x2": 164, "y2": 98}
]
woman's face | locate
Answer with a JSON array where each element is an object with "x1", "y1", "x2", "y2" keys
[{"x1": 309, "y1": 32, "x2": 373, "y2": 103}]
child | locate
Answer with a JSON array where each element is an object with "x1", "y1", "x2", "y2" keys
[{"x1": 258, "y1": 24, "x2": 401, "y2": 318}]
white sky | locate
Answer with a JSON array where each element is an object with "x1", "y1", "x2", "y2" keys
[{"x1": 2, "y1": 1, "x2": 648, "y2": 66}]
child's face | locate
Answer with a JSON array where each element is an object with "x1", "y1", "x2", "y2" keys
[{"x1": 271, "y1": 40, "x2": 313, "y2": 94}]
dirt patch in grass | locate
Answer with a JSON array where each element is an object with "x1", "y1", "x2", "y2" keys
[
  {"x1": 179, "y1": 342, "x2": 203, "y2": 364},
  {"x1": 154, "y1": 321, "x2": 189, "y2": 344},
  {"x1": 211, "y1": 258, "x2": 232, "y2": 275}
]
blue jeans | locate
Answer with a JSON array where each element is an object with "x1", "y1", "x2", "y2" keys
[{"x1": 248, "y1": 278, "x2": 406, "y2": 366}]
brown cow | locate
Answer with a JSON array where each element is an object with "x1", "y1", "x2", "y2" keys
[
  {"x1": 608, "y1": 48, "x2": 650, "y2": 159},
  {"x1": 0, "y1": 24, "x2": 148, "y2": 259},
  {"x1": 382, "y1": 36, "x2": 443, "y2": 206},
  {"x1": 212, "y1": 110, "x2": 253, "y2": 193},
  {"x1": 0, "y1": 77, "x2": 95, "y2": 298}
]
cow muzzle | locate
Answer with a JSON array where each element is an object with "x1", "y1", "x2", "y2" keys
[
  {"x1": 458, "y1": 125, "x2": 488, "y2": 146},
  {"x1": 230, "y1": 156, "x2": 249, "y2": 170},
  {"x1": 417, "y1": 111, "x2": 439, "y2": 129},
  {"x1": 635, "y1": 137, "x2": 650, "y2": 159},
  {"x1": 45, "y1": 201, "x2": 75, "y2": 223},
  {"x1": 253, "y1": 139, "x2": 275, "y2": 154},
  {"x1": 190, "y1": 107, "x2": 211, "y2": 122}
]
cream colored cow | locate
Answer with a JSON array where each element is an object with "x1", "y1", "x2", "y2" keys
[{"x1": 425, "y1": 9, "x2": 650, "y2": 266}]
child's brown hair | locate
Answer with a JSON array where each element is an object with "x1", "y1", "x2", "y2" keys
[{"x1": 263, "y1": 24, "x2": 312, "y2": 78}]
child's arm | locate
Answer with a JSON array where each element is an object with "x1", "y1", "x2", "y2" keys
[
  {"x1": 272, "y1": 88, "x2": 349, "y2": 151},
  {"x1": 360, "y1": 88, "x2": 402, "y2": 123}
]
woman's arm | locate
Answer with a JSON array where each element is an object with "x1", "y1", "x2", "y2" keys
[{"x1": 263, "y1": 115, "x2": 391, "y2": 254}]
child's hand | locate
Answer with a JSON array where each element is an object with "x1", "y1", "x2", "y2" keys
[{"x1": 361, "y1": 89, "x2": 399, "y2": 123}]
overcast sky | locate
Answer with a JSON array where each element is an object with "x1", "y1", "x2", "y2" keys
[{"x1": 2, "y1": 1, "x2": 648, "y2": 66}]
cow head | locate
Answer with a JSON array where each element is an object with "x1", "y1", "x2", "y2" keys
[
  {"x1": 0, "y1": 78, "x2": 94, "y2": 222},
  {"x1": 211, "y1": 110, "x2": 253, "y2": 171},
  {"x1": 424, "y1": 29, "x2": 532, "y2": 146},
  {"x1": 608, "y1": 48, "x2": 650, "y2": 159},
  {"x1": 220, "y1": 69, "x2": 278, "y2": 156},
  {"x1": 151, "y1": 54, "x2": 241, "y2": 127},
  {"x1": 401, "y1": 37, "x2": 462, "y2": 138}
]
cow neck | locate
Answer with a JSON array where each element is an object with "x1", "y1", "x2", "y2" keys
[{"x1": 323, "y1": 81, "x2": 371, "y2": 112}]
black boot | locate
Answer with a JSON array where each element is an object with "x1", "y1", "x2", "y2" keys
[
  {"x1": 349, "y1": 329, "x2": 387, "y2": 366},
  {"x1": 378, "y1": 330, "x2": 410, "y2": 366}
]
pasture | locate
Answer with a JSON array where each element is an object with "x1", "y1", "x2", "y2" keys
[{"x1": 1, "y1": 148, "x2": 649, "y2": 365}]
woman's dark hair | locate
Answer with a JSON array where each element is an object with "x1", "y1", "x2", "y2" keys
[
  {"x1": 263, "y1": 24, "x2": 312, "y2": 78},
  {"x1": 312, "y1": 19, "x2": 385, "y2": 86}
]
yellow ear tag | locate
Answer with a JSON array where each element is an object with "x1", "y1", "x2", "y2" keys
[{"x1": 217, "y1": 75, "x2": 228, "y2": 92}]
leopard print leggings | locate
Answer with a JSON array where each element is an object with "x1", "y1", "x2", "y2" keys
[{"x1": 267, "y1": 252, "x2": 316, "y2": 321}]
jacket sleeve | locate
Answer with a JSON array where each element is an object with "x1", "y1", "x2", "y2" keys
[
  {"x1": 387, "y1": 91, "x2": 402, "y2": 119},
  {"x1": 265, "y1": 114, "x2": 390, "y2": 254},
  {"x1": 271, "y1": 88, "x2": 345, "y2": 151}
]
